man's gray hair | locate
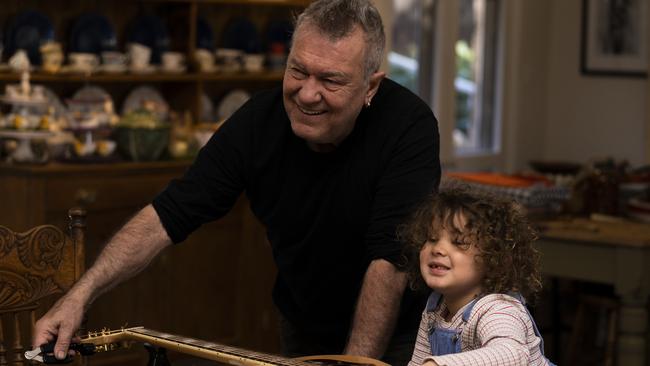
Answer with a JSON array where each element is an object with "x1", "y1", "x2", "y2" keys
[{"x1": 293, "y1": 0, "x2": 386, "y2": 80}]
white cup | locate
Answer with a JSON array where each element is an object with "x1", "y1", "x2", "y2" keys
[
  {"x1": 128, "y1": 43, "x2": 152, "y2": 69},
  {"x1": 194, "y1": 48, "x2": 215, "y2": 72},
  {"x1": 68, "y1": 53, "x2": 99, "y2": 72},
  {"x1": 243, "y1": 54, "x2": 264, "y2": 72},
  {"x1": 162, "y1": 52, "x2": 185, "y2": 71}
]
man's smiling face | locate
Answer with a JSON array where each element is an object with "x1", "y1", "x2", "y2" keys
[{"x1": 283, "y1": 23, "x2": 379, "y2": 152}]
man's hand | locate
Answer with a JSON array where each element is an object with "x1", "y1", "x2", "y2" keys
[
  {"x1": 32, "y1": 205, "x2": 172, "y2": 360},
  {"x1": 32, "y1": 294, "x2": 86, "y2": 360},
  {"x1": 423, "y1": 360, "x2": 439, "y2": 366}
]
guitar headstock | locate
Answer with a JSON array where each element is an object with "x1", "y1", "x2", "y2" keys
[{"x1": 81, "y1": 327, "x2": 142, "y2": 353}]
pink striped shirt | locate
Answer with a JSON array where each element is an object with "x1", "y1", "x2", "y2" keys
[{"x1": 408, "y1": 293, "x2": 551, "y2": 366}]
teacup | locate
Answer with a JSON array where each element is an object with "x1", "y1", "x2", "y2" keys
[
  {"x1": 162, "y1": 52, "x2": 185, "y2": 71},
  {"x1": 243, "y1": 54, "x2": 264, "y2": 72},
  {"x1": 68, "y1": 53, "x2": 99, "y2": 72},
  {"x1": 215, "y1": 48, "x2": 243, "y2": 72},
  {"x1": 127, "y1": 43, "x2": 152, "y2": 70},
  {"x1": 194, "y1": 48, "x2": 215, "y2": 72}
]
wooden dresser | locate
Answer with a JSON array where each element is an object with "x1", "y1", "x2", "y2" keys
[{"x1": 0, "y1": 161, "x2": 280, "y2": 365}]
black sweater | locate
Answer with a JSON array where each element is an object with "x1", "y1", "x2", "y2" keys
[{"x1": 153, "y1": 78, "x2": 441, "y2": 340}]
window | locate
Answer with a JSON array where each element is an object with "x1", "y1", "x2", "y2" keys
[
  {"x1": 388, "y1": 0, "x2": 424, "y2": 94},
  {"x1": 387, "y1": 0, "x2": 502, "y2": 167}
]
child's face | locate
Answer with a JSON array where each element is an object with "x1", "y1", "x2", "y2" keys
[{"x1": 419, "y1": 216, "x2": 483, "y2": 304}]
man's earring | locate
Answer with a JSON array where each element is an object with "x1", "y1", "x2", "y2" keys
[{"x1": 365, "y1": 99, "x2": 371, "y2": 107}]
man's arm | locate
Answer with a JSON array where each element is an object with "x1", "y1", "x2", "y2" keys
[
  {"x1": 32, "y1": 204, "x2": 172, "y2": 359},
  {"x1": 344, "y1": 259, "x2": 407, "y2": 359}
]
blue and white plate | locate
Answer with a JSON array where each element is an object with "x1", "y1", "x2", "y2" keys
[
  {"x1": 221, "y1": 17, "x2": 260, "y2": 54},
  {"x1": 126, "y1": 14, "x2": 170, "y2": 64},
  {"x1": 197, "y1": 17, "x2": 215, "y2": 51},
  {"x1": 69, "y1": 13, "x2": 117, "y2": 55},
  {"x1": 4, "y1": 10, "x2": 55, "y2": 65}
]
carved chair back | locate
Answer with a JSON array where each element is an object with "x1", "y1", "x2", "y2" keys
[{"x1": 0, "y1": 208, "x2": 86, "y2": 366}]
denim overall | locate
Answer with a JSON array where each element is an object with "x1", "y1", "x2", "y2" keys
[{"x1": 426, "y1": 292, "x2": 556, "y2": 365}]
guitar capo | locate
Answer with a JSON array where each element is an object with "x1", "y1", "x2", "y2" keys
[{"x1": 24, "y1": 342, "x2": 96, "y2": 364}]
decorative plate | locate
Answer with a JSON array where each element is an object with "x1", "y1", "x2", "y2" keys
[
  {"x1": 122, "y1": 85, "x2": 169, "y2": 121},
  {"x1": 201, "y1": 93, "x2": 214, "y2": 122},
  {"x1": 216, "y1": 89, "x2": 250, "y2": 121},
  {"x1": 69, "y1": 13, "x2": 117, "y2": 54},
  {"x1": 4, "y1": 11, "x2": 55, "y2": 65}
]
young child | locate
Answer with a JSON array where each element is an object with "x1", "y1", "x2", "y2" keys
[{"x1": 401, "y1": 181, "x2": 555, "y2": 366}]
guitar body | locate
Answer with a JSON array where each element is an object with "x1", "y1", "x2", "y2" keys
[
  {"x1": 82, "y1": 327, "x2": 390, "y2": 366},
  {"x1": 296, "y1": 354, "x2": 390, "y2": 366}
]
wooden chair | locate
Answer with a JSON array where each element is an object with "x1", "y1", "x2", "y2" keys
[
  {"x1": 564, "y1": 294, "x2": 619, "y2": 366},
  {"x1": 0, "y1": 208, "x2": 86, "y2": 366}
]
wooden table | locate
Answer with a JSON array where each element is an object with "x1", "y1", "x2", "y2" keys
[{"x1": 538, "y1": 218, "x2": 650, "y2": 366}]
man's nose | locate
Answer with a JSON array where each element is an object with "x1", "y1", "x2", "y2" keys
[{"x1": 298, "y1": 77, "x2": 323, "y2": 104}]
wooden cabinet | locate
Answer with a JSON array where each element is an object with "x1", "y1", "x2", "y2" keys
[{"x1": 0, "y1": 161, "x2": 280, "y2": 365}]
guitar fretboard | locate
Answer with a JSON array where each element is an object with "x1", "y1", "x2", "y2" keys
[{"x1": 126, "y1": 327, "x2": 309, "y2": 366}]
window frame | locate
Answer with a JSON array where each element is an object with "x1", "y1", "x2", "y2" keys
[{"x1": 427, "y1": 0, "x2": 510, "y2": 171}]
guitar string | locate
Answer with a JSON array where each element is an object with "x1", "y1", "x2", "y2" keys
[{"x1": 130, "y1": 328, "x2": 310, "y2": 366}]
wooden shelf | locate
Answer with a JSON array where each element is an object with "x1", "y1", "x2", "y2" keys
[
  {"x1": 0, "y1": 160, "x2": 193, "y2": 176},
  {"x1": 0, "y1": 71, "x2": 285, "y2": 83},
  {"x1": 198, "y1": 70, "x2": 285, "y2": 81}
]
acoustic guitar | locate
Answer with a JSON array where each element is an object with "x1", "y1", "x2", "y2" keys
[{"x1": 81, "y1": 327, "x2": 390, "y2": 366}]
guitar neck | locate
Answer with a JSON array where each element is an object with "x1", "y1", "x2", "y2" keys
[{"x1": 114, "y1": 327, "x2": 306, "y2": 366}]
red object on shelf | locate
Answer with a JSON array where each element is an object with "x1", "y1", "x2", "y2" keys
[{"x1": 446, "y1": 172, "x2": 552, "y2": 188}]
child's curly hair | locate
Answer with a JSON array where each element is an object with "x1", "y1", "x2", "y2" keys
[{"x1": 399, "y1": 179, "x2": 543, "y2": 303}]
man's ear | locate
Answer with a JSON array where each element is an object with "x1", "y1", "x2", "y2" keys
[{"x1": 366, "y1": 71, "x2": 386, "y2": 104}]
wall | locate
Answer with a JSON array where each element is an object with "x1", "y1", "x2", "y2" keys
[
  {"x1": 502, "y1": 0, "x2": 552, "y2": 172},
  {"x1": 535, "y1": 0, "x2": 647, "y2": 168}
]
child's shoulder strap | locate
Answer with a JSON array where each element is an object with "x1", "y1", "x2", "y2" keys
[
  {"x1": 461, "y1": 296, "x2": 481, "y2": 322},
  {"x1": 426, "y1": 292, "x2": 443, "y2": 312}
]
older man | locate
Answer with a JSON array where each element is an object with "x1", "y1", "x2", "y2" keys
[{"x1": 33, "y1": 1, "x2": 440, "y2": 365}]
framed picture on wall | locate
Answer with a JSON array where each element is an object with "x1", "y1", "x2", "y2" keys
[{"x1": 581, "y1": 0, "x2": 648, "y2": 77}]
